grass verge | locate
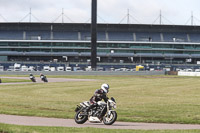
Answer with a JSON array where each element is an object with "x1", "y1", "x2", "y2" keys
[
  {"x1": 0, "y1": 123, "x2": 200, "y2": 133},
  {"x1": 0, "y1": 75, "x2": 200, "y2": 124},
  {"x1": 0, "y1": 78, "x2": 30, "y2": 83}
]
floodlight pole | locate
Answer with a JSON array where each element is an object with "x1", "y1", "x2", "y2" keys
[
  {"x1": 91, "y1": 0, "x2": 97, "y2": 70},
  {"x1": 29, "y1": 8, "x2": 32, "y2": 23},
  {"x1": 160, "y1": 10, "x2": 162, "y2": 25},
  {"x1": 191, "y1": 11, "x2": 193, "y2": 26},
  {"x1": 127, "y1": 9, "x2": 130, "y2": 24}
]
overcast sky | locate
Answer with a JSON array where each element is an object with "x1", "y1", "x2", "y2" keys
[{"x1": 0, "y1": 0, "x2": 200, "y2": 25}]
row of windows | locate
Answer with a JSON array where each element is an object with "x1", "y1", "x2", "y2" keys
[
  {"x1": 1, "y1": 48, "x2": 200, "y2": 54},
  {"x1": 0, "y1": 42, "x2": 200, "y2": 49},
  {"x1": 1, "y1": 42, "x2": 200, "y2": 52},
  {"x1": 0, "y1": 42, "x2": 90, "y2": 47}
]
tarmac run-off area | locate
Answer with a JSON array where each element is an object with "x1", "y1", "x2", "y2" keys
[{"x1": 1, "y1": 114, "x2": 200, "y2": 130}]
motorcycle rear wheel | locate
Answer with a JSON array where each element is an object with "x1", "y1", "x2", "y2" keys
[
  {"x1": 74, "y1": 110, "x2": 88, "y2": 124},
  {"x1": 103, "y1": 111, "x2": 117, "y2": 125}
]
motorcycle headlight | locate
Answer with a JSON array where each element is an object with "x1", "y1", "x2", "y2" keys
[
  {"x1": 109, "y1": 102, "x2": 117, "y2": 109},
  {"x1": 109, "y1": 102, "x2": 114, "y2": 107}
]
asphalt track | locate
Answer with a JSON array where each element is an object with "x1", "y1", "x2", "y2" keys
[
  {"x1": 1, "y1": 77, "x2": 200, "y2": 130},
  {"x1": 1, "y1": 114, "x2": 200, "y2": 130}
]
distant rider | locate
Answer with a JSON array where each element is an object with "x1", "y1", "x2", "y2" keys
[
  {"x1": 40, "y1": 73, "x2": 48, "y2": 82},
  {"x1": 40, "y1": 73, "x2": 45, "y2": 79},
  {"x1": 40, "y1": 73, "x2": 45, "y2": 80},
  {"x1": 30, "y1": 73, "x2": 35, "y2": 78},
  {"x1": 29, "y1": 73, "x2": 36, "y2": 82}
]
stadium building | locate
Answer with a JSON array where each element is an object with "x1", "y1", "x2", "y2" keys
[{"x1": 1, "y1": 22, "x2": 200, "y2": 70}]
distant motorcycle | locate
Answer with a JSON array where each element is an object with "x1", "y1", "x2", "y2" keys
[
  {"x1": 74, "y1": 97, "x2": 117, "y2": 125},
  {"x1": 29, "y1": 74, "x2": 36, "y2": 82},
  {"x1": 40, "y1": 74, "x2": 48, "y2": 82}
]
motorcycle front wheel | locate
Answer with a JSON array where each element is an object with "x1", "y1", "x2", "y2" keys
[
  {"x1": 103, "y1": 111, "x2": 117, "y2": 125},
  {"x1": 74, "y1": 110, "x2": 88, "y2": 124}
]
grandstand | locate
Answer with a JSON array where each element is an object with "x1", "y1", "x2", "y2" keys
[{"x1": 0, "y1": 22, "x2": 200, "y2": 70}]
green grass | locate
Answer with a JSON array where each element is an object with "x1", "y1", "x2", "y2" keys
[
  {"x1": 0, "y1": 75, "x2": 200, "y2": 125},
  {"x1": 0, "y1": 123, "x2": 200, "y2": 133},
  {"x1": 0, "y1": 78, "x2": 30, "y2": 83}
]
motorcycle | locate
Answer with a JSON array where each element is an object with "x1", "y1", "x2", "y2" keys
[
  {"x1": 74, "y1": 97, "x2": 117, "y2": 125},
  {"x1": 40, "y1": 75, "x2": 48, "y2": 82},
  {"x1": 29, "y1": 75, "x2": 36, "y2": 82}
]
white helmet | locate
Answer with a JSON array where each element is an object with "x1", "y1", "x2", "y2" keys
[{"x1": 101, "y1": 83, "x2": 109, "y2": 93}]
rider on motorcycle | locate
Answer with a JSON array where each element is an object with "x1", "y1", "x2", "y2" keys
[
  {"x1": 86, "y1": 83, "x2": 109, "y2": 113},
  {"x1": 29, "y1": 73, "x2": 36, "y2": 82},
  {"x1": 29, "y1": 73, "x2": 35, "y2": 79},
  {"x1": 40, "y1": 73, "x2": 44, "y2": 78}
]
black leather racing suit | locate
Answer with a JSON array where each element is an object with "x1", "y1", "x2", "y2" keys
[
  {"x1": 87, "y1": 89, "x2": 108, "y2": 111},
  {"x1": 90, "y1": 89, "x2": 108, "y2": 104}
]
